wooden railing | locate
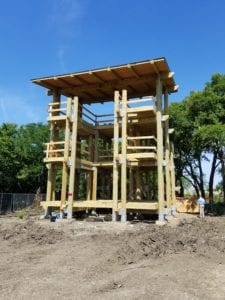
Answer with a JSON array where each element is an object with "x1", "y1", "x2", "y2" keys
[
  {"x1": 79, "y1": 104, "x2": 114, "y2": 126},
  {"x1": 44, "y1": 141, "x2": 65, "y2": 159},
  {"x1": 127, "y1": 135, "x2": 157, "y2": 154},
  {"x1": 48, "y1": 101, "x2": 67, "y2": 117},
  {"x1": 98, "y1": 148, "x2": 113, "y2": 161},
  {"x1": 126, "y1": 96, "x2": 156, "y2": 106}
]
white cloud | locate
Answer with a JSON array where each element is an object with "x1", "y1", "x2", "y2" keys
[
  {"x1": 57, "y1": 47, "x2": 67, "y2": 73},
  {"x1": 0, "y1": 88, "x2": 45, "y2": 125},
  {"x1": 47, "y1": 0, "x2": 88, "y2": 72},
  {"x1": 49, "y1": 0, "x2": 84, "y2": 38}
]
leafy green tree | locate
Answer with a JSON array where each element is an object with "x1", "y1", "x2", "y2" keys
[
  {"x1": 170, "y1": 73, "x2": 225, "y2": 204},
  {"x1": 0, "y1": 122, "x2": 49, "y2": 193},
  {"x1": 0, "y1": 123, "x2": 20, "y2": 192},
  {"x1": 15, "y1": 123, "x2": 49, "y2": 193}
]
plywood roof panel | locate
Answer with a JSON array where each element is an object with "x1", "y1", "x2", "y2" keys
[{"x1": 32, "y1": 57, "x2": 178, "y2": 103}]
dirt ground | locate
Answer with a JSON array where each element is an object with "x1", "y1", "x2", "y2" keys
[{"x1": 1, "y1": 212, "x2": 225, "y2": 300}]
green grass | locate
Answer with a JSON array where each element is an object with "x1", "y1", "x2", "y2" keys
[{"x1": 16, "y1": 209, "x2": 27, "y2": 219}]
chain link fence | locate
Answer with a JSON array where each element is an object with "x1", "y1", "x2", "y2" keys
[{"x1": 0, "y1": 193, "x2": 46, "y2": 214}]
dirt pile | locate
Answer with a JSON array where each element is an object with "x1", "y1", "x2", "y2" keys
[
  {"x1": 1, "y1": 215, "x2": 225, "y2": 299},
  {"x1": 115, "y1": 218, "x2": 225, "y2": 264},
  {"x1": 0, "y1": 220, "x2": 65, "y2": 245}
]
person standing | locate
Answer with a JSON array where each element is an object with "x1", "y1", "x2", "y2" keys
[{"x1": 198, "y1": 196, "x2": 206, "y2": 218}]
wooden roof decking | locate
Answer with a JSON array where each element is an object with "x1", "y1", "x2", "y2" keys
[{"x1": 32, "y1": 57, "x2": 178, "y2": 104}]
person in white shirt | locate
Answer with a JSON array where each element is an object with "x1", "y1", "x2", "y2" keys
[{"x1": 198, "y1": 197, "x2": 206, "y2": 218}]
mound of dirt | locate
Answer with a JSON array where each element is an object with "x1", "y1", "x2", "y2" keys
[
  {"x1": 0, "y1": 220, "x2": 65, "y2": 245},
  {"x1": 114, "y1": 218, "x2": 225, "y2": 264}
]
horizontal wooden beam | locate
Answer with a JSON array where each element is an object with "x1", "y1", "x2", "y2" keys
[
  {"x1": 59, "y1": 74, "x2": 176, "y2": 96},
  {"x1": 127, "y1": 106, "x2": 155, "y2": 113},
  {"x1": 127, "y1": 135, "x2": 156, "y2": 141},
  {"x1": 73, "y1": 200, "x2": 113, "y2": 208},
  {"x1": 127, "y1": 146, "x2": 156, "y2": 150},
  {"x1": 40, "y1": 201, "x2": 61, "y2": 208},
  {"x1": 120, "y1": 201, "x2": 158, "y2": 210},
  {"x1": 126, "y1": 153, "x2": 157, "y2": 160}
]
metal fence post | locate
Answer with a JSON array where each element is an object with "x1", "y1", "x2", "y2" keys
[
  {"x1": 12, "y1": 194, "x2": 14, "y2": 212},
  {"x1": 0, "y1": 194, "x2": 2, "y2": 213}
]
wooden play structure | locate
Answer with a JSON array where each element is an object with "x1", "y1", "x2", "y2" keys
[{"x1": 32, "y1": 57, "x2": 178, "y2": 221}]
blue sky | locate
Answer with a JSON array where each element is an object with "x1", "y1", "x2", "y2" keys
[{"x1": 0, "y1": 0, "x2": 225, "y2": 124}]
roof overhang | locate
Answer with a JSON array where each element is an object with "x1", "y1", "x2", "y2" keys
[{"x1": 32, "y1": 57, "x2": 178, "y2": 104}]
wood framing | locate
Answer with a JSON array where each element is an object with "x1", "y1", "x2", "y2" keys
[
  {"x1": 33, "y1": 57, "x2": 178, "y2": 221},
  {"x1": 60, "y1": 97, "x2": 72, "y2": 215},
  {"x1": 164, "y1": 89, "x2": 172, "y2": 211},
  {"x1": 121, "y1": 89, "x2": 127, "y2": 221},
  {"x1": 156, "y1": 76, "x2": 165, "y2": 221},
  {"x1": 112, "y1": 90, "x2": 120, "y2": 217},
  {"x1": 67, "y1": 96, "x2": 79, "y2": 218}
]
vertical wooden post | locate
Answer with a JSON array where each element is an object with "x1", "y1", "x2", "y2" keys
[
  {"x1": 112, "y1": 90, "x2": 120, "y2": 221},
  {"x1": 134, "y1": 129, "x2": 142, "y2": 201},
  {"x1": 51, "y1": 90, "x2": 60, "y2": 201},
  {"x1": 46, "y1": 90, "x2": 60, "y2": 214},
  {"x1": 67, "y1": 97, "x2": 79, "y2": 219},
  {"x1": 92, "y1": 167, "x2": 98, "y2": 202},
  {"x1": 46, "y1": 163, "x2": 53, "y2": 203},
  {"x1": 170, "y1": 142, "x2": 176, "y2": 207},
  {"x1": 86, "y1": 135, "x2": 93, "y2": 201},
  {"x1": 92, "y1": 130, "x2": 99, "y2": 204},
  {"x1": 164, "y1": 89, "x2": 172, "y2": 212},
  {"x1": 156, "y1": 76, "x2": 165, "y2": 222},
  {"x1": 121, "y1": 89, "x2": 127, "y2": 222},
  {"x1": 94, "y1": 130, "x2": 99, "y2": 162},
  {"x1": 60, "y1": 97, "x2": 72, "y2": 217}
]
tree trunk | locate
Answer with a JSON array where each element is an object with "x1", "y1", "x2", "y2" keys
[
  {"x1": 179, "y1": 177, "x2": 184, "y2": 197},
  {"x1": 221, "y1": 159, "x2": 225, "y2": 202},
  {"x1": 183, "y1": 175, "x2": 200, "y2": 197},
  {"x1": 198, "y1": 156, "x2": 205, "y2": 198},
  {"x1": 208, "y1": 152, "x2": 218, "y2": 207},
  {"x1": 193, "y1": 184, "x2": 200, "y2": 198},
  {"x1": 186, "y1": 163, "x2": 201, "y2": 197}
]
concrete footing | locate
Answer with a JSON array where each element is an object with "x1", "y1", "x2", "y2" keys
[
  {"x1": 171, "y1": 206, "x2": 177, "y2": 216},
  {"x1": 156, "y1": 211, "x2": 167, "y2": 225},
  {"x1": 120, "y1": 208, "x2": 127, "y2": 222},
  {"x1": 44, "y1": 209, "x2": 49, "y2": 218},
  {"x1": 67, "y1": 211, "x2": 73, "y2": 219},
  {"x1": 112, "y1": 210, "x2": 117, "y2": 222}
]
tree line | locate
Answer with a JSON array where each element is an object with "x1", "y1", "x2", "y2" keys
[
  {"x1": 0, "y1": 73, "x2": 224, "y2": 204},
  {"x1": 0, "y1": 123, "x2": 49, "y2": 193},
  {"x1": 170, "y1": 73, "x2": 225, "y2": 204}
]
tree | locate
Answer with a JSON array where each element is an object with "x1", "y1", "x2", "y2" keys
[
  {"x1": 170, "y1": 73, "x2": 225, "y2": 204},
  {"x1": 15, "y1": 123, "x2": 49, "y2": 193},
  {"x1": 0, "y1": 123, "x2": 49, "y2": 193},
  {"x1": 169, "y1": 99, "x2": 205, "y2": 197},
  {"x1": 0, "y1": 123, "x2": 20, "y2": 192}
]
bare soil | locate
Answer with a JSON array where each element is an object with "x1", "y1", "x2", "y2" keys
[{"x1": 1, "y1": 212, "x2": 225, "y2": 299}]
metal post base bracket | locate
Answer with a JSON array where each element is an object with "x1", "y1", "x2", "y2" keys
[
  {"x1": 156, "y1": 212, "x2": 167, "y2": 225},
  {"x1": 112, "y1": 210, "x2": 117, "y2": 222},
  {"x1": 67, "y1": 211, "x2": 73, "y2": 219}
]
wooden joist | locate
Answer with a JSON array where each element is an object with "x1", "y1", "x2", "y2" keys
[
  {"x1": 127, "y1": 153, "x2": 157, "y2": 160},
  {"x1": 127, "y1": 146, "x2": 156, "y2": 150},
  {"x1": 127, "y1": 106, "x2": 155, "y2": 114},
  {"x1": 127, "y1": 135, "x2": 157, "y2": 142}
]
